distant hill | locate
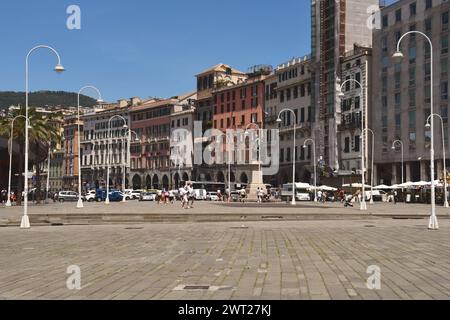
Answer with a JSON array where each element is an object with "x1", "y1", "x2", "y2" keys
[{"x1": 0, "y1": 91, "x2": 98, "y2": 109}]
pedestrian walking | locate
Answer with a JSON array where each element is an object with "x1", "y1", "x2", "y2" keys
[
  {"x1": 188, "y1": 184, "x2": 195, "y2": 208},
  {"x1": 240, "y1": 187, "x2": 247, "y2": 203}
]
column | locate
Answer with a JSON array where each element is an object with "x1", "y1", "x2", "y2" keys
[
  {"x1": 392, "y1": 163, "x2": 398, "y2": 185},
  {"x1": 405, "y1": 162, "x2": 411, "y2": 182},
  {"x1": 420, "y1": 161, "x2": 427, "y2": 181},
  {"x1": 437, "y1": 161, "x2": 443, "y2": 180}
]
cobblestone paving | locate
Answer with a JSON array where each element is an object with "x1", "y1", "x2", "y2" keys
[{"x1": 0, "y1": 219, "x2": 449, "y2": 300}]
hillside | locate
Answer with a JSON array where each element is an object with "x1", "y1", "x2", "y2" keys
[{"x1": 0, "y1": 91, "x2": 98, "y2": 109}]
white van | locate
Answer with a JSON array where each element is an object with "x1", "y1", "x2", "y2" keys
[
  {"x1": 193, "y1": 189, "x2": 207, "y2": 200},
  {"x1": 281, "y1": 183, "x2": 311, "y2": 202}
]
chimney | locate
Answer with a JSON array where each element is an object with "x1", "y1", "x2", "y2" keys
[
  {"x1": 131, "y1": 97, "x2": 141, "y2": 106},
  {"x1": 118, "y1": 99, "x2": 128, "y2": 108}
]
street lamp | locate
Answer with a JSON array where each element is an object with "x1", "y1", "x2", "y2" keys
[
  {"x1": 426, "y1": 113, "x2": 448, "y2": 208},
  {"x1": 363, "y1": 129, "x2": 375, "y2": 204},
  {"x1": 303, "y1": 138, "x2": 317, "y2": 203},
  {"x1": 45, "y1": 146, "x2": 58, "y2": 204},
  {"x1": 23, "y1": 45, "x2": 64, "y2": 229},
  {"x1": 391, "y1": 140, "x2": 404, "y2": 193},
  {"x1": 77, "y1": 86, "x2": 103, "y2": 209},
  {"x1": 6, "y1": 115, "x2": 32, "y2": 207},
  {"x1": 122, "y1": 129, "x2": 140, "y2": 202},
  {"x1": 337, "y1": 78, "x2": 367, "y2": 210},
  {"x1": 105, "y1": 115, "x2": 128, "y2": 204},
  {"x1": 277, "y1": 108, "x2": 297, "y2": 205},
  {"x1": 395, "y1": 30, "x2": 438, "y2": 230}
]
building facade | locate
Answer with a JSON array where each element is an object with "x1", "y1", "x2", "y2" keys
[
  {"x1": 372, "y1": 0, "x2": 450, "y2": 185},
  {"x1": 81, "y1": 103, "x2": 130, "y2": 190},
  {"x1": 264, "y1": 56, "x2": 315, "y2": 187},
  {"x1": 311, "y1": 0, "x2": 379, "y2": 174}
]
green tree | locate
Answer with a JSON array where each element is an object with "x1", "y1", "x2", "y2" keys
[{"x1": 0, "y1": 106, "x2": 61, "y2": 204}]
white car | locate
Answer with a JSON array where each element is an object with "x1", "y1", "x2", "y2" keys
[
  {"x1": 129, "y1": 190, "x2": 143, "y2": 200},
  {"x1": 119, "y1": 192, "x2": 132, "y2": 201},
  {"x1": 207, "y1": 192, "x2": 219, "y2": 201},
  {"x1": 139, "y1": 192, "x2": 156, "y2": 201},
  {"x1": 85, "y1": 190, "x2": 97, "y2": 202}
]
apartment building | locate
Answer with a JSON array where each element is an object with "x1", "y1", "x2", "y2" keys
[
  {"x1": 205, "y1": 65, "x2": 271, "y2": 186},
  {"x1": 372, "y1": 0, "x2": 450, "y2": 185},
  {"x1": 338, "y1": 45, "x2": 372, "y2": 174},
  {"x1": 264, "y1": 56, "x2": 314, "y2": 187},
  {"x1": 80, "y1": 101, "x2": 130, "y2": 190},
  {"x1": 62, "y1": 115, "x2": 82, "y2": 191},
  {"x1": 311, "y1": 0, "x2": 379, "y2": 174},
  {"x1": 195, "y1": 64, "x2": 247, "y2": 132}
]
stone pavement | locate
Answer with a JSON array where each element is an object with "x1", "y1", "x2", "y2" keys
[
  {"x1": 0, "y1": 219, "x2": 449, "y2": 300},
  {"x1": 0, "y1": 201, "x2": 449, "y2": 227}
]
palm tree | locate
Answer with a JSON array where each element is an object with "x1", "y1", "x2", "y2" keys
[{"x1": 0, "y1": 106, "x2": 61, "y2": 204}]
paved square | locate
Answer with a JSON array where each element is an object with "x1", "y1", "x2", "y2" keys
[{"x1": 0, "y1": 218, "x2": 449, "y2": 300}]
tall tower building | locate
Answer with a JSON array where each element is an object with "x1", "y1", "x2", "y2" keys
[{"x1": 311, "y1": 0, "x2": 379, "y2": 171}]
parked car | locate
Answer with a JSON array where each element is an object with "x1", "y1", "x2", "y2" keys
[
  {"x1": 129, "y1": 190, "x2": 144, "y2": 200},
  {"x1": 95, "y1": 189, "x2": 123, "y2": 202},
  {"x1": 230, "y1": 191, "x2": 240, "y2": 202},
  {"x1": 206, "y1": 191, "x2": 219, "y2": 201},
  {"x1": 85, "y1": 190, "x2": 97, "y2": 202},
  {"x1": 193, "y1": 189, "x2": 207, "y2": 200},
  {"x1": 365, "y1": 190, "x2": 387, "y2": 202},
  {"x1": 57, "y1": 191, "x2": 84, "y2": 202},
  {"x1": 140, "y1": 192, "x2": 156, "y2": 201}
]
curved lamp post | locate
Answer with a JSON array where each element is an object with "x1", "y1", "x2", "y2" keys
[
  {"x1": 426, "y1": 113, "x2": 449, "y2": 208},
  {"x1": 394, "y1": 30, "x2": 438, "y2": 230},
  {"x1": 122, "y1": 129, "x2": 140, "y2": 202},
  {"x1": 363, "y1": 129, "x2": 375, "y2": 204},
  {"x1": 22, "y1": 45, "x2": 64, "y2": 229},
  {"x1": 303, "y1": 138, "x2": 317, "y2": 203},
  {"x1": 77, "y1": 86, "x2": 103, "y2": 209},
  {"x1": 391, "y1": 140, "x2": 404, "y2": 199},
  {"x1": 6, "y1": 115, "x2": 32, "y2": 207},
  {"x1": 337, "y1": 78, "x2": 367, "y2": 211},
  {"x1": 105, "y1": 115, "x2": 128, "y2": 204},
  {"x1": 277, "y1": 108, "x2": 297, "y2": 205}
]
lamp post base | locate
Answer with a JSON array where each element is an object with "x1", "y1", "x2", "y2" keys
[
  {"x1": 360, "y1": 201, "x2": 367, "y2": 211},
  {"x1": 428, "y1": 215, "x2": 439, "y2": 230},
  {"x1": 122, "y1": 198, "x2": 127, "y2": 203},
  {"x1": 444, "y1": 201, "x2": 449, "y2": 208},
  {"x1": 5, "y1": 199, "x2": 11, "y2": 207},
  {"x1": 291, "y1": 199, "x2": 296, "y2": 206},
  {"x1": 105, "y1": 198, "x2": 110, "y2": 205},
  {"x1": 20, "y1": 215, "x2": 30, "y2": 229},
  {"x1": 76, "y1": 199, "x2": 84, "y2": 209}
]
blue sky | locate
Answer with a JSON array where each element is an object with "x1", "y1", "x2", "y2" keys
[{"x1": 0, "y1": 0, "x2": 310, "y2": 102}]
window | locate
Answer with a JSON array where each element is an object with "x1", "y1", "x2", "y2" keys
[
  {"x1": 395, "y1": 93, "x2": 401, "y2": 108},
  {"x1": 442, "y1": 106, "x2": 449, "y2": 123},
  {"x1": 395, "y1": 114, "x2": 401, "y2": 129},
  {"x1": 426, "y1": 0, "x2": 432, "y2": 10},
  {"x1": 355, "y1": 136, "x2": 360, "y2": 152},
  {"x1": 410, "y1": 2, "x2": 416, "y2": 16},
  {"x1": 442, "y1": 35, "x2": 449, "y2": 54},
  {"x1": 442, "y1": 81, "x2": 448, "y2": 100},
  {"x1": 395, "y1": 9, "x2": 402, "y2": 23},
  {"x1": 443, "y1": 12, "x2": 449, "y2": 31},
  {"x1": 442, "y1": 59, "x2": 449, "y2": 74},
  {"x1": 286, "y1": 148, "x2": 291, "y2": 162},
  {"x1": 344, "y1": 137, "x2": 350, "y2": 153},
  {"x1": 280, "y1": 149, "x2": 284, "y2": 163},
  {"x1": 409, "y1": 89, "x2": 416, "y2": 107},
  {"x1": 409, "y1": 111, "x2": 416, "y2": 128},
  {"x1": 355, "y1": 96, "x2": 360, "y2": 109},
  {"x1": 409, "y1": 47, "x2": 416, "y2": 64},
  {"x1": 382, "y1": 15, "x2": 388, "y2": 28},
  {"x1": 382, "y1": 36, "x2": 388, "y2": 52},
  {"x1": 409, "y1": 68, "x2": 416, "y2": 86},
  {"x1": 425, "y1": 18, "x2": 432, "y2": 34},
  {"x1": 355, "y1": 73, "x2": 361, "y2": 88}
]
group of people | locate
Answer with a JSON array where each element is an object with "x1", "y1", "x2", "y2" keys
[
  {"x1": 178, "y1": 184, "x2": 195, "y2": 209},
  {"x1": 1, "y1": 189, "x2": 18, "y2": 204}
]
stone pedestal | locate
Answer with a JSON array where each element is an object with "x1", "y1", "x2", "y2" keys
[{"x1": 246, "y1": 165, "x2": 266, "y2": 201}]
